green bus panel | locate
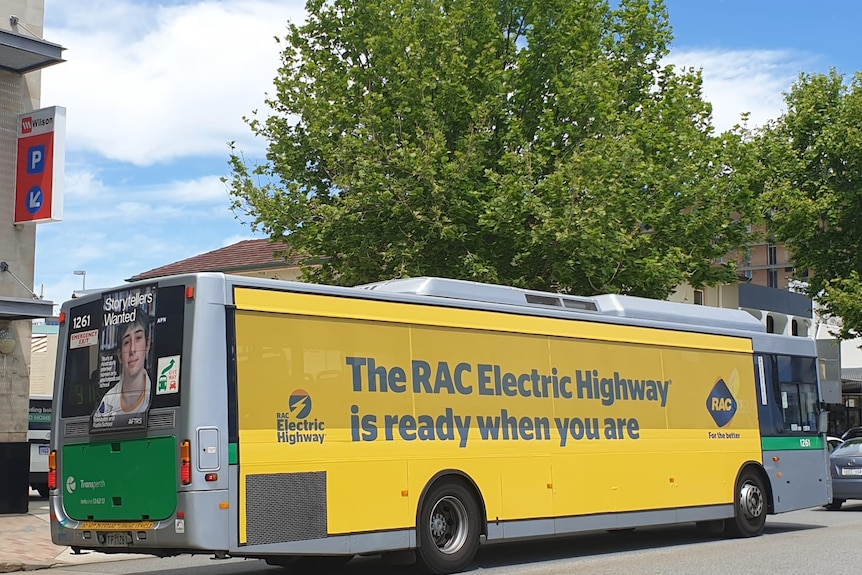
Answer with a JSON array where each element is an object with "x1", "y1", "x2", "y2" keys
[
  {"x1": 761, "y1": 435, "x2": 824, "y2": 451},
  {"x1": 62, "y1": 436, "x2": 178, "y2": 521}
]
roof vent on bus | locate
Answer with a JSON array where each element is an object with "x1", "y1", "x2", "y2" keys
[
  {"x1": 355, "y1": 277, "x2": 600, "y2": 314},
  {"x1": 524, "y1": 294, "x2": 562, "y2": 307},
  {"x1": 562, "y1": 298, "x2": 598, "y2": 311}
]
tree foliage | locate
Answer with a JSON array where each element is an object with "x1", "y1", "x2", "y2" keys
[
  {"x1": 227, "y1": 0, "x2": 757, "y2": 297},
  {"x1": 758, "y1": 70, "x2": 862, "y2": 338}
]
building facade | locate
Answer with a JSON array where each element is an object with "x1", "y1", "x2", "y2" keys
[{"x1": 0, "y1": 0, "x2": 63, "y2": 513}]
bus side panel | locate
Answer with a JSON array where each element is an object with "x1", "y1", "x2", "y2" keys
[
  {"x1": 547, "y1": 343, "x2": 761, "y2": 515},
  {"x1": 763, "y1": 442, "x2": 830, "y2": 512},
  {"x1": 234, "y1": 310, "x2": 414, "y2": 544},
  {"x1": 61, "y1": 437, "x2": 178, "y2": 521},
  {"x1": 233, "y1": 288, "x2": 763, "y2": 546}
]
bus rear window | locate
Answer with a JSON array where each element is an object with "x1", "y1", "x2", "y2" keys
[{"x1": 61, "y1": 285, "x2": 186, "y2": 430}]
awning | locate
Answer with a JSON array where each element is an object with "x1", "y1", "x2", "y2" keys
[
  {"x1": 0, "y1": 27, "x2": 65, "y2": 74},
  {"x1": 0, "y1": 296, "x2": 54, "y2": 321}
]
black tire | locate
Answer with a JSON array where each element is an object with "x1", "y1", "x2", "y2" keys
[
  {"x1": 35, "y1": 485, "x2": 49, "y2": 499},
  {"x1": 417, "y1": 481, "x2": 481, "y2": 574},
  {"x1": 725, "y1": 468, "x2": 767, "y2": 537},
  {"x1": 825, "y1": 499, "x2": 844, "y2": 511}
]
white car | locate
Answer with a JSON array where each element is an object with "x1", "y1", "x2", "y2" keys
[{"x1": 828, "y1": 436, "x2": 844, "y2": 453}]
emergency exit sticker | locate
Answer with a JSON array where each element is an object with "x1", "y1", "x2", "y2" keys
[
  {"x1": 70, "y1": 329, "x2": 98, "y2": 349},
  {"x1": 156, "y1": 355, "x2": 180, "y2": 395}
]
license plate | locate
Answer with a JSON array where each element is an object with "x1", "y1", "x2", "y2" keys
[
  {"x1": 100, "y1": 532, "x2": 132, "y2": 546},
  {"x1": 38, "y1": 445, "x2": 49, "y2": 456},
  {"x1": 841, "y1": 467, "x2": 862, "y2": 476}
]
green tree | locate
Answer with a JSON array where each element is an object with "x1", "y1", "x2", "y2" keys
[
  {"x1": 227, "y1": 0, "x2": 757, "y2": 297},
  {"x1": 758, "y1": 70, "x2": 862, "y2": 338}
]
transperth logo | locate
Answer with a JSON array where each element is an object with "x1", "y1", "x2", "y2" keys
[{"x1": 66, "y1": 476, "x2": 76, "y2": 494}]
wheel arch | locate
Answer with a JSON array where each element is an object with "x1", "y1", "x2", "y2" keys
[
  {"x1": 415, "y1": 469, "x2": 488, "y2": 540},
  {"x1": 736, "y1": 461, "x2": 774, "y2": 514}
]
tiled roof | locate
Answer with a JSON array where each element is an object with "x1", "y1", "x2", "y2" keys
[
  {"x1": 844, "y1": 367, "x2": 862, "y2": 383},
  {"x1": 126, "y1": 239, "x2": 300, "y2": 282}
]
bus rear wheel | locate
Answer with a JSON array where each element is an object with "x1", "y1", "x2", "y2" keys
[
  {"x1": 726, "y1": 468, "x2": 767, "y2": 537},
  {"x1": 417, "y1": 481, "x2": 480, "y2": 574}
]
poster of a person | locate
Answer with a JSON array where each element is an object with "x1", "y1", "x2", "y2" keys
[{"x1": 91, "y1": 286, "x2": 156, "y2": 432}]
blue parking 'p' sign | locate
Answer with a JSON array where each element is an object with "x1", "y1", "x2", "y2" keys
[{"x1": 27, "y1": 145, "x2": 46, "y2": 175}]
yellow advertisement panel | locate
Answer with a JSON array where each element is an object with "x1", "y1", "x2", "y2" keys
[{"x1": 234, "y1": 288, "x2": 759, "y2": 541}]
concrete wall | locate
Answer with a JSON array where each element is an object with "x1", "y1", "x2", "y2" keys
[{"x1": 0, "y1": 0, "x2": 44, "y2": 443}]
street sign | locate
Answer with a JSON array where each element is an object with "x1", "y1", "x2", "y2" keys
[{"x1": 14, "y1": 106, "x2": 65, "y2": 224}]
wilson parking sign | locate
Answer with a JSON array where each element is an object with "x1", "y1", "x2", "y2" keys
[{"x1": 14, "y1": 106, "x2": 65, "y2": 224}]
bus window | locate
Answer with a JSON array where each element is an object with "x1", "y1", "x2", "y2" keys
[
  {"x1": 777, "y1": 355, "x2": 818, "y2": 432},
  {"x1": 756, "y1": 354, "x2": 818, "y2": 434}
]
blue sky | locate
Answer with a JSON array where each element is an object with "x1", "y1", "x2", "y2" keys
[{"x1": 33, "y1": 0, "x2": 862, "y2": 308}]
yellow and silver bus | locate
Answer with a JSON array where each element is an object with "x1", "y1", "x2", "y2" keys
[{"x1": 49, "y1": 274, "x2": 830, "y2": 573}]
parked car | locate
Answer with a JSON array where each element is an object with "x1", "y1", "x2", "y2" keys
[
  {"x1": 828, "y1": 436, "x2": 844, "y2": 453},
  {"x1": 826, "y1": 437, "x2": 862, "y2": 510},
  {"x1": 28, "y1": 395, "x2": 52, "y2": 498},
  {"x1": 840, "y1": 427, "x2": 862, "y2": 441}
]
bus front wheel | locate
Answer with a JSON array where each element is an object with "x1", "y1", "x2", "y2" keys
[
  {"x1": 726, "y1": 468, "x2": 767, "y2": 537},
  {"x1": 417, "y1": 481, "x2": 480, "y2": 574}
]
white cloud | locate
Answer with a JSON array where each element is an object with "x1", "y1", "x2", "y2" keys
[
  {"x1": 63, "y1": 168, "x2": 109, "y2": 199},
  {"x1": 667, "y1": 50, "x2": 807, "y2": 132},
  {"x1": 53, "y1": 170, "x2": 234, "y2": 222},
  {"x1": 43, "y1": 0, "x2": 307, "y2": 166},
  {"x1": 34, "y1": 168, "x2": 252, "y2": 305},
  {"x1": 666, "y1": 49, "x2": 811, "y2": 132},
  {"x1": 160, "y1": 175, "x2": 231, "y2": 202}
]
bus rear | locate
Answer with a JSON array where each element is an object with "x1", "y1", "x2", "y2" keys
[{"x1": 50, "y1": 275, "x2": 231, "y2": 556}]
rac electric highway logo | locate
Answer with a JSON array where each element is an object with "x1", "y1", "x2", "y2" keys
[
  {"x1": 276, "y1": 389, "x2": 326, "y2": 445},
  {"x1": 706, "y1": 377, "x2": 737, "y2": 427},
  {"x1": 289, "y1": 389, "x2": 312, "y2": 419}
]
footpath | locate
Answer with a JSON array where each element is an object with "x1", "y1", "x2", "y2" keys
[{"x1": 0, "y1": 493, "x2": 140, "y2": 573}]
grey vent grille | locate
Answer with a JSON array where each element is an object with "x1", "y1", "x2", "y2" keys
[
  {"x1": 246, "y1": 472, "x2": 327, "y2": 545},
  {"x1": 147, "y1": 411, "x2": 175, "y2": 429},
  {"x1": 63, "y1": 411, "x2": 175, "y2": 436},
  {"x1": 64, "y1": 420, "x2": 89, "y2": 437}
]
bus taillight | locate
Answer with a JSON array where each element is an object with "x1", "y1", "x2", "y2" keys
[
  {"x1": 47, "y1": 450, "x2": 57, "y2": 491},
  {"x1": 180, "y1": 440, "x2": 191, "y2": 485}
]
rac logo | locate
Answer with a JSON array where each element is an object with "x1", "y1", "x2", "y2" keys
[{"x1": 706, "y1": 378, "x2": 737, "y2": 427}]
